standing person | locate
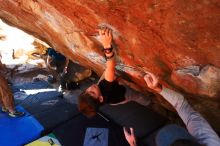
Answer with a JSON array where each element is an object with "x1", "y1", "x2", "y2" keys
[
  {"x1": 0, "y1": 55, "x2": 24, "y2": 117},
  {"x1": 78, "y1": 27, "x2": 150, "y2": 117},
  {"x1": 123, "y1": 72, "x2": 220, "y2": 146}
]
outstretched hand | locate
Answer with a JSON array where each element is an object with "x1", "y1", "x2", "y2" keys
[
  {"x1": 98, "y1": 27, "x2": 112, "y2": 48},
  {"x1": 123, "y1": 127, "x2": 137, "y2": 146},
  {"x1": 144, "y1": 71, "x2": 162, "y2": 93}
]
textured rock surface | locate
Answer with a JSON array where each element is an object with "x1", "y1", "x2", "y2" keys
[
  {"x1": 0, "y1": 0, "x2": 220, "y2": 132},
  {"x1": 172, "y1": 65, "x2": 220, "y2": 98}
]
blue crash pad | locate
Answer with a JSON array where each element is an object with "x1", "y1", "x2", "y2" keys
[
  {"x1": 0, "y1": 106, "x2": 44, "y2": 146},
  {"x1": 12, "y1": 80, "x2": 52, "y2": 93},
  {"x1": 12, "y1": 80, "x2": 56, "y2": 105}
]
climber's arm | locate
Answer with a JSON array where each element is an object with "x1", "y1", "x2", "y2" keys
[{"x1": 98, "y1": 27, "x2": 116, "y2": 82}]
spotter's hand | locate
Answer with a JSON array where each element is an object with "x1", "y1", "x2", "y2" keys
[
  {"x1": 144, "y1": 71, "x2": 162, "y2": 93},
  {"x1": 123, "y1": 127, "x2": 137, "y2": 146}
]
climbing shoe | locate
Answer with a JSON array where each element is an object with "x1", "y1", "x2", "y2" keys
[
  {"x1": 8, "y1": 110, "x2": 25, "y2": 118},
  {"x1": 1, "y1": 107, "x2": 9, "y2": 113}
]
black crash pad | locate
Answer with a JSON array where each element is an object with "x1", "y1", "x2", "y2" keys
[
  {"x1": 53, "y1": 114, "x2": 129, "y2": 146},
  {"x1": 99, "y1": 101, "x2": 167, "y2": 138},
  {"x1": 19, "y1": 90, "x2": 79, "y2": 133}
]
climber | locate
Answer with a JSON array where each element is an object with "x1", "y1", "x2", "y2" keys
[
  {"x1": 78, "y1": 27, "x2": 150, "y2": 117},
  {"x1": 123, "y1": 72, "x2": 220, "y2": 146}
]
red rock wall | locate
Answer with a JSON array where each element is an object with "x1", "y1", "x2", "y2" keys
[{"x1": 0, "y1": 0, "x2": 220, "y2": 131}]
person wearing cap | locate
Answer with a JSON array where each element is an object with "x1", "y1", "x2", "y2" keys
[{"x1": 123, "y1": 72, "x2": 220, "y2": 146}]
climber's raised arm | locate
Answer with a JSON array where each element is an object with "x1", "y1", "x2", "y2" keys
[{"x1": 98, "y1": 28, "x2": 116, "y2": 82}]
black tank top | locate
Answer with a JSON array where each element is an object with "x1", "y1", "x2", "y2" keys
[{"x1": 98, "y1": 79, "x2": 126, "y2": 104}]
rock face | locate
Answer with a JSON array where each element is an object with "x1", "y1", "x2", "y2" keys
[
  {"x1": 172, "y1": 65, "x2": 220, "y2": 98},
  {"x1": 0, "y1": 0, "x2": 220, "y2": 132}
]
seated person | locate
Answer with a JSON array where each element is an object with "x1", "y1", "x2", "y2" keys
[
  {"x1": 47, "y1": 48, "x2": 91, "y2": 90},
  {"x1": 46, "y1": 47, "x2": 67, "y2": 73},
  {"x1": 0, "y1": 74, "x2": 24, "y2": 117},
  {"x1": 123, "y1": 72, "x2": 220, "y2": 146},
  {"x1": 60, "y1": 59, "x2": 92, "y2": 90},
  {"x1": 78, "y1": 27, "x2": 150, "y2": 117}
]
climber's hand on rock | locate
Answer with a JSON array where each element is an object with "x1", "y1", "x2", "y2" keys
[
  {"x1": 144, "y1": 71, "x2": 162, "y2": 93},
  {"x1": 98, "y1": 27, "x2": 112, "y2": 48}
]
